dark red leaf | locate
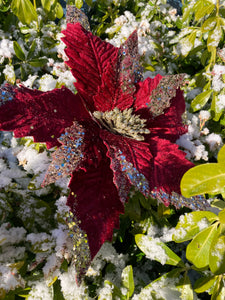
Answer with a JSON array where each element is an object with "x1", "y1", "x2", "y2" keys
[
  {"x1": 67, "y1": 159, "x2": 124, "y2": 258},
  {"x1": 101, "y1": 130, "x2": 152, "y2": 200},
  {"x1": 62, "y1": 23, "x2": 119, "y2": 112},
  {"x1": 0, "y1": 84, "x2": 90, "y2": 148}
]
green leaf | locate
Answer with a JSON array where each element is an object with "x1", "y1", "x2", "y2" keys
[
  {"x1": 135, "y1": 234, "x2": 185, "y2": 267},
  {"x1": 125, "y1": 195, "x2": 141, "y2": 221},
  {"x1": 191, "y1": 89, "x2": 212, "y2": 111},
  {"x1": 13, "y1": 41, "x2": 26, "y2": 61},
  {"x1": 186, "y1": 223, "x2": 218, "y2": 268},
  {"x1": 173, "y1": 211, "x2": 218, "y2": 243},
  {"x1": 209, "y1": 234, "x2": 225, "y2": 274},
  {"x1": 41, "y1": 0, "x2": 56, "y2": 12},
  {"x1": 53, "y1": 279, "x2": 65, "y2": 300},
  {"x1": 207, "y1": 20, "x2": 223, "y2": 52},
  {"x1": 99, "y1": 281, "x2": 122, "y2": 300},
  {"x1": 54, "y1": 3, "x2": 63, "y2": 19},
  {"x1": 27, "y1": 40, "x2": 37, "y2": 60},
  {"x1": 180, "y1": 30, "x2": 197, "y2": 57},
  {"x1": 121, "y1": 265, "x2": 134, "y2": 298},
  {"x1": 211, "y1": 199, "x2": 225, "y2": 210},
  {"x1": 20, "y1": 65, "x2": 26, "y2": 81},
  {"x1": 176, "y1": 271, "x2": 194, "y2": 300},
  {"x1": 182, "y1": 4, "x2": 194, "y2": 24},
  {"x1": 181, "y1": 163, "x2": 225, "y2": 197},
  {"x1": 211, "y1": 94, "x2": 223, "y2": 122},
  {"x1": 75, "y1": 0, "x2": 83, "y2": 9},
  {"x1": 135, "y1": 269, "x2": 183, "y2": 300},
  {"x1": 194, "y1": 275, "x2": 217, "y2": 293},
  {"x1": 11, "y1": 0, "x2": 38, "y2": 25},
  {"x1": 201, "y1": 50, "x2": 210, "y2": 66},
  {"x1": 194, "y1": 1, "x2": 215, "y2": 21},
  {"x1": 201, "y1": 16, "x2": 217, "y2": 33},
  {"x1": 217, "y1": 145, "x2": 225, "y2": 164},
  {"x1": 219, "y1": 209, "x2": 225, "y2": 224},
  {"x1": 212, "y1": 276, "x2": 225, "y2": 300},
  {"x1": 85, "y1": 0, "x2": 92, "y2": 6},
  {"x1": 28, "y1": 58, "x2": 48, "y2": 67}
]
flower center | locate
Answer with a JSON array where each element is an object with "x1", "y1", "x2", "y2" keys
[{"x1": 93, "y1": 107, "x2": 150, "y2": 141}]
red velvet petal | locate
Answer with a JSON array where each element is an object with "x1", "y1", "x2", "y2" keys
[
  {"x1": 101, "y1": 130, "x2": 152, "y2": 199},
  {"x1": 62, "y1": 24, "x2": 142, "y2": 112},
  {"x1": 148, "y1": 137, "x2": 194, "y2": 195},
  {"x1": 144, "y1": 89, "x2": 187, "y2": 143},
  {"x1": 67, "y1": 159, "x2": 124, "y2": 258},
  {"x1": 134, "y1": 75, "x2": 162, "y2": 111},
  {"x1": 0, "y1": 84, "x2": 90, "y2": 148},
  {"x1": 93, "y1": 30, "x2": 142, "y2": 111},
  {"x1": 62, "y1": 23, "x2": 119, "y2": 112},
  {"x1": 135, "y1": 77, "x2": 187, "y2": 143}
]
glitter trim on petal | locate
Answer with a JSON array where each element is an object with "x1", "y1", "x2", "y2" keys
[
  {"x1": 42, "y1": 122, "x2": 85, "y2": 186},
  {"x1": 101, "y1": 130, "x2": 152, "y2": 200},
  {"x1": 66, "y1": 5, "x2": 90, "y2": 31},
  {"x1": 151, "y1": 188, "x2": 211, "y2": 211},
  {"x1": 147, "y1": 74, "x2": 186, "y2": 117}
]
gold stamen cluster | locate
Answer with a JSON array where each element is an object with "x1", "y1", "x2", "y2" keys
[{"x1": 93, "y1": 107, "x2": 150, "y2": 141}]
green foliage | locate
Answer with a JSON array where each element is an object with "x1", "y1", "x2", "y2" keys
[
  {"x1": 135, "y1": 234, "x2": 185, "y2": 267},
  {"x1": 0, "y1": 0, "x2": 11, "y2": 12},
  {"x1": 11, "y1": 0, "x2": 38, "y2": 25},
  {"x1": 174, "y1": 0, "x2": 225, "y2": 125},
  {"x1": 10, "y1": 0, "x2": 63, "y2": 25},
  {"x1": 181, "y1": 145, "x2": 225, "y2": 197}
]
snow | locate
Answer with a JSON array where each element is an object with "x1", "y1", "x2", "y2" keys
[
  {"x1": 205, "y1": 133, "x2": 222, "y2": 151},
  {"x1": 0, "y1": 223, "x2": 26, "y2": 246},
  {"x1": 217, "y1": 94, "x2": 225, "y2": 111},
  {"x1": 27, "y1": 281, "x2": 53, "y2": 300},
  {"x1": 59, "y1": 266, "x2": 86, "y2": 300}
]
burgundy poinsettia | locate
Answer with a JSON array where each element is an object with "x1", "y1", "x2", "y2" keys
[{"x1": 0, "y1": 22, "x2": 209, "y2": 268}]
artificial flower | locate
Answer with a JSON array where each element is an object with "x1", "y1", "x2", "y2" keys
[{"x1": 0, "y1": 21, "x2": 209, "y2": 269}]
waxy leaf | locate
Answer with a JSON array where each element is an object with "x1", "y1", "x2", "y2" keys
[
  {"x1": 41, "y1": 0, "x2": 54, "y2": 11},
  {"x1": 13, "y1": 41, "x2": 26, "y2": 61},
  {"x1": 173, "y1": 211, "x2": 218, "y2": 243},
  {"x1": 180, "y1": 30, "x2": 197, "y2": 57},
  {"x1": 11, "y1": 0, "x2": 38, "y2": 25},
  {"x1": 207, "y1": 20, "x2": 223, "y2": 52},
  {"x1": 219, "y1": 209, "x2": 225, "y2": 224},
  {"x1": 100, "y1": 280, "x2": 122, "y2": 299},
  {"x1": 212, "y1": 276, "x2": 225, "y2": 300},
  {"x1": 201, "y1": 16, "x2": 216, "y2": 33},
  {"x1": 191, "y1": 89, "x2": 212, "y2": 111},
  {"x1": 176, "y1": 271, "x2": 193, "y2": 300},
  {"x1": 135, "y1": 234, "x2": 185, "y2": 267},
  {"x1": 75, "y1": 0, "x2": 83, "y2": 9},
  {"x1": 186, "y1": 224, "x2": 218, "y2": 268},
  {"x1": 54, "y1": 2, "x2": 63, "y2": 19},
  {"x1": 194, "y1": 0, "x2": 215, "y2": 21},
  {"x1": 217, "y1": 145, "x2": 225, "y2": 164},
  {"x1": 209, "y1": 235, "x2": 225, "y2": 274},
  {"x1": 27, "y1": 40, "x2": 37, "y2": 60},
  {"x1": 135, "y1": 269, "x2": 183, "y2": 300},
  {"x1": 194, "y1": 275, "x2": 217, "y2": 293},
  {"x1": 121, "y1": 265, "x2": 134, "y2": 298},
  {"x1": 28, "y1": 58, "x2": 48, "y2": 67},
  {"x1": 181, "y1": 163, "x2": 225, "y2": 197}
]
